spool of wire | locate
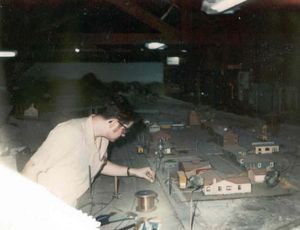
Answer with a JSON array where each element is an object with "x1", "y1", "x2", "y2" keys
[{"x1": 135, "y1": 190, "x2": 158, "y2": 212}]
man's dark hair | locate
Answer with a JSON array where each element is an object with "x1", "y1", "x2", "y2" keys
[{"x1": 99, "y1": 94, "x2": 137, "y2": 124}]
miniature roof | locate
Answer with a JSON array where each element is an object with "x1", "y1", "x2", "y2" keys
[
  {"x1": 248, "y1": 168, "x2": 267, "y2": 175},
  {"x1": 181, "y1": 160, "x2": 211, "y2": 172},
  {"x1": 226, "y1": 176, "x2": 251, "y2": 184},
  {"x1": 200, "y1": 170, "x2": 224, "y2": 185},
  {"x1": 252, "y1": 141, "x2": 276, "y2": 146},
  {"x1": 237, "y1": 154, "x2": 275, "y2": 163}
]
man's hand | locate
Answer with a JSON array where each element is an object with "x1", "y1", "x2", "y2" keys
[{"x1": 130, "y1": 167, "x2": 155, "y2": 183}]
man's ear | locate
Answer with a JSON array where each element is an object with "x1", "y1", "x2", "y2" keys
[{"x1": 107, "y1": 119, "x2": 117, "y2": 127}]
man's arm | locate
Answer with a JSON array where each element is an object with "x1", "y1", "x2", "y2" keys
[
  {"x1": 101, "y1": 161, "x2": 155, "y2": 183},
  {"x1": 22, "y1": 159, "x2": 43, "y2": 182}
]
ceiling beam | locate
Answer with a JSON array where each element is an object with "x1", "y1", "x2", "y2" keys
[
  {"x1": 104, "y1": 0, "x2": 180, "y2": 40},
  {"x1": 77, "y1": 33, "x2": 180, "y2": 45},
  {"x1": 179, "y1": 0, "x2": 193, "y2": 42},
  {"x1": 57, "y1": 32, "x2": 242, "y2": 46}
]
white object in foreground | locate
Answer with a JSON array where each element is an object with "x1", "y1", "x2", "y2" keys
[{"x1": 0, "y1": 165, "x2": 100, "y2": 230}]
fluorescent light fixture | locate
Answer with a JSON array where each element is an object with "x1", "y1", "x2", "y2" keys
[
  {"x1": 145, "y1": 42, "x2": 167, "y2": 50},
  {"x1": 0, "y1": 51, "x2": 17, "y2": 57},
  {"x1": 167, "y1": 56, "x2": 180, "y2": 65},
  {"x1": 211, "y1": 0, "x2": 247, "y2": 13}
]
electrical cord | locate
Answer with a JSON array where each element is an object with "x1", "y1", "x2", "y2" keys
[
  {"x1": 190, "y1": 187, "x2": 202, "y2": 230},
  {"x1": 92, "y1": 196, "x2": 115, "y2": 217}
]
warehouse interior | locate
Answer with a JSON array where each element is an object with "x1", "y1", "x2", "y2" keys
[{"x1": 1, "y1": 1, "x2": 300, "y2": 229}]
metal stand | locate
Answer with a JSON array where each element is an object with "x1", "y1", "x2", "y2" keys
[
  {"x1": 112, "y1": 176, "x2": 121, "y2": 199},
  {"x1": 155, "y1": 138, "x2": 165, "y2": 172}
]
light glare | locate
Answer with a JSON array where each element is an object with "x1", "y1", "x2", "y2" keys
[
  {"x1": 211, "y1": 0, "x2": 247, "y2": 12},
  {"x1": 0, "y1": 51, "x2": 17, "y2": 57},
  {"x1": 145, "y1": 42, "x2": 166, "y2": 50}
]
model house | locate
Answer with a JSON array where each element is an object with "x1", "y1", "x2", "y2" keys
[
  {"x1": 180, "y1": 160, "x2": 212, "y2": 178},
  {"x1": 189, "y1": 110, "x2": 201, "y2": 125},
  {"x1": 201, "y1": 170, "x2": 251, "y2": 195},
  {"x1": 212, "y1": 126, "x2": 239, "y2": 147},
  {"x1": 171, "y1": 123, "x2": 185, "y2": 130},
  {"x1": 248, "y1": 169, "x2": 267, "y2": 184},
  {"x1": 252, "y1": 141, "x2": 279, "y2": 154},
  {"x1": 159, "y1": 121, "x2": 173, "y2": 129},
  {"x1": 223, "y1": 130, "x2": 239, "y2": 147},
  {"x1": 149, "y1": 123, "x2": 160, "y2": 133},
  {"x1": 177, "y1": 171, "x2": 187, "y2": 189},
  {"x1": 236, "y1": 154, "x2": 275, "y2": 170}
]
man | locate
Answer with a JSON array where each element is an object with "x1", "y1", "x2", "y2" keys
[{"x1": 22, "y1": 97, "x2": 155, "y2": 207}]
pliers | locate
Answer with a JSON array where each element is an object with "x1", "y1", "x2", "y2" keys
[
  {"x1": 95, "y1": 214, "x2": 112, "y2": 225},
  {"x1": 95, "y1": 212, "x2": 136, "y2": 226}
]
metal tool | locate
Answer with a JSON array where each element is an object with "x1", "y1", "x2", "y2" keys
[
  {"x1": 96, "y1": 214, "x2": 114, "y2": 225},
  {"x1": 95, "y1": 211, "x2": 137, "y2": 226}
]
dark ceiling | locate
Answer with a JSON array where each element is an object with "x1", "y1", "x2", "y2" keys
[{"x1": 1, "y1": 0, "x2": 300, "y2": 62}]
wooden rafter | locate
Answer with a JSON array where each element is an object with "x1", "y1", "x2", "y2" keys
[
  {"x1": 104, "y1": 0, "x2": 180, "y2": 40},
  {"x1": 72, "y1": 32, "x2": 242, "y2": 46},
  {"x1": 71, "y1": 33, "x2": 180, "y2": 46}
]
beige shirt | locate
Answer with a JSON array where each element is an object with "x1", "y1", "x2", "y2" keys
[{"x1": 30, "y1": 116, "x2": 109, "y2": 207}]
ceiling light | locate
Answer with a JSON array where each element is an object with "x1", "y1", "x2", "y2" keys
[
  {"x1": 211, "y1": 0, "x2": 247, "y2": 12},
  {"x1": 201, "y1": 0, "x2": 248, "y2": 14},
  {"x1": 145, "y1": 42, "x2": 167, "y2": 50},
  {"x1": 167, "y1": 57, "x2": 180, "y2": 65},
  {"x1": 0, "y1": 51, "x2": 17, "y2": 57}
]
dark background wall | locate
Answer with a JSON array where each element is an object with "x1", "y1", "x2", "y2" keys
[{"x1": 24, "y1": 62, "x2": 163, "y2": 82}]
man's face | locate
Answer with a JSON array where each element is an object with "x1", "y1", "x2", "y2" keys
[{"x1": 108, "y1": 119, "x2": 133, "y2": 142}]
